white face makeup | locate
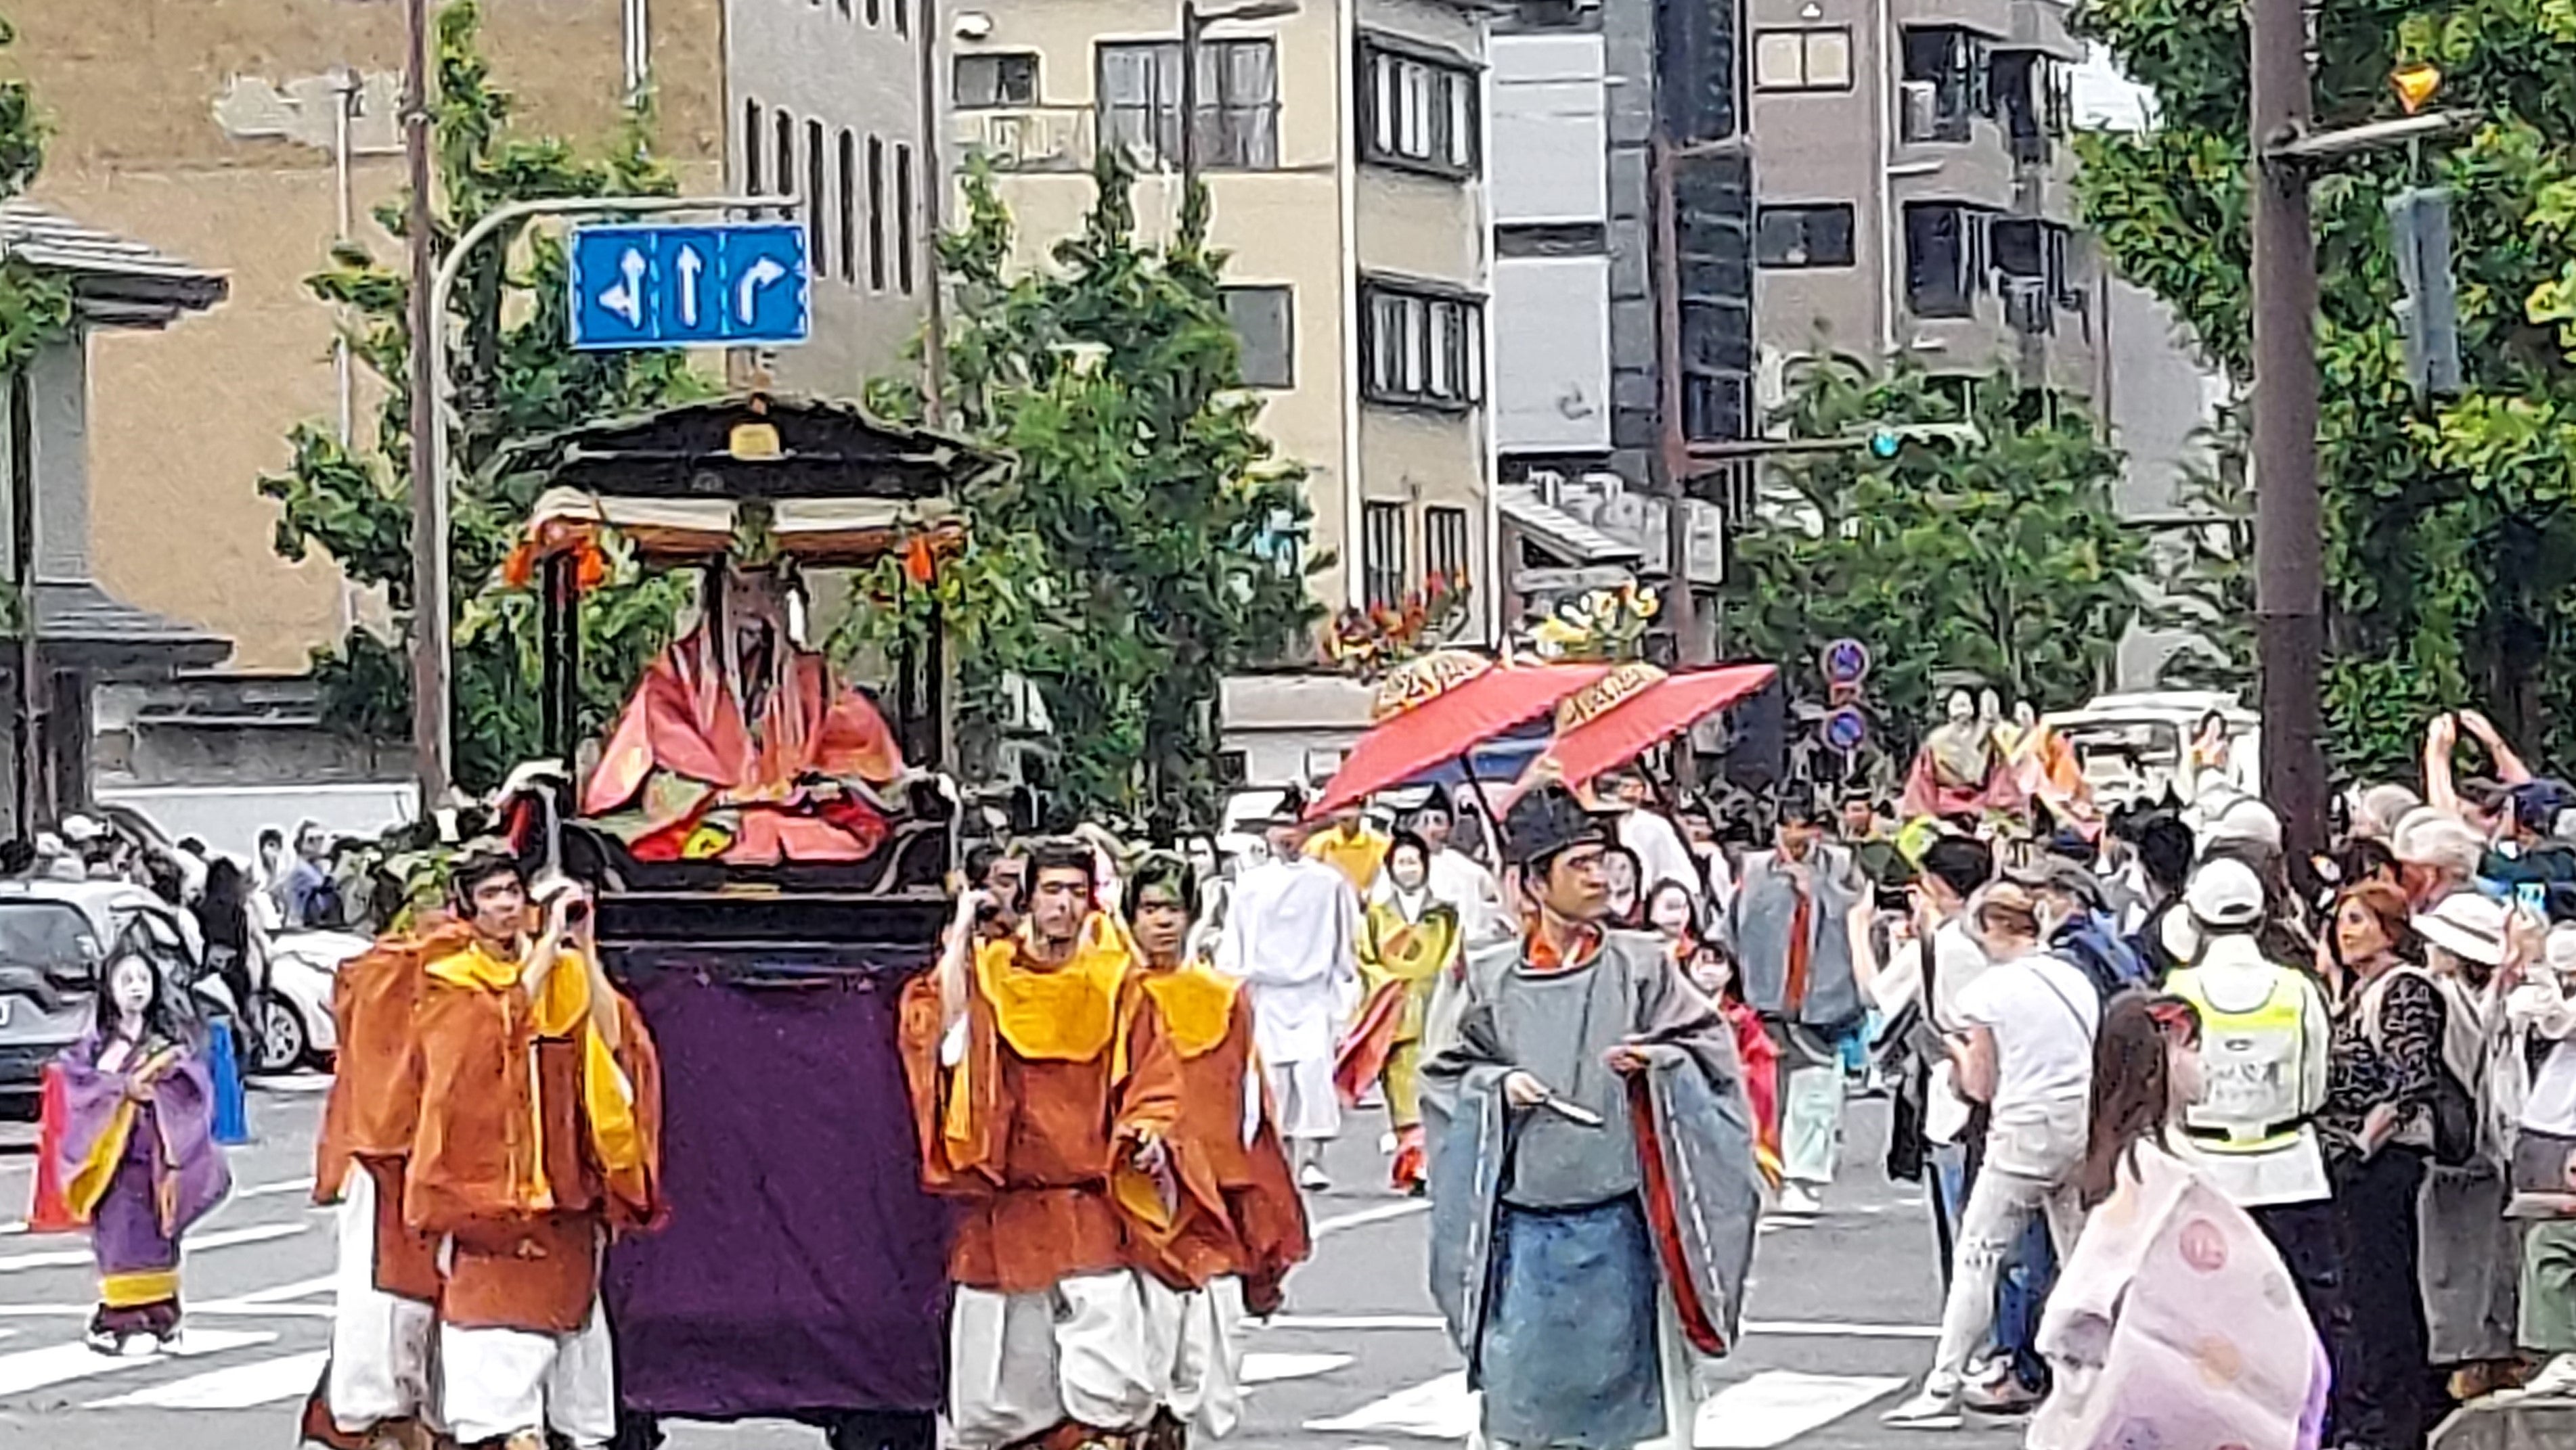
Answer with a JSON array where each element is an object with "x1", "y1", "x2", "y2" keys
[{"x1": 107, "y1": 955, "x2": 155, "y2": 1020}]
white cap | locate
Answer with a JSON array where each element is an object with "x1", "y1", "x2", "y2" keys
[
  {"x1": 2545, "y1": 924, "x2": 2576, "y2": 976},
  {"x1": 2200, "y1": 796, "x2": 2283, "y2": 857},
  {"x1": 2416, "y1": 891, "x2": 2510, "y2": 968},
  {"x1": 2185, "y1": 857, "x2": 2266, "y2": 930}
]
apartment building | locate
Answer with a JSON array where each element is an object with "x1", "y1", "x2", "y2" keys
[
  {"x1": 943, "y1": 0, "x2": 1498, "y2": 641},
  {"x1": 1487, "y1": 0, "x2": 1744, "y2": 660},
  {"x1": 5, "y1": 0, "x2": 925, "y2": 815},
  {"x1": 1746, "y1": 0, "x2": 2096, "y2": 394}
]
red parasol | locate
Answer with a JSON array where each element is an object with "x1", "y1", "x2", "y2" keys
[
  {"x1": 1532, "y1": 662, "x2": 1779, "y2": 791},
  {"x1": 1312, "y1": 652, "x2": 1610, "y2": 815}
]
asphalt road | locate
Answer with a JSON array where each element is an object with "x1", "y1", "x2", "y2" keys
[{"x1": 0, "y1": 1081, "x2": 2021, "y2": 1450}]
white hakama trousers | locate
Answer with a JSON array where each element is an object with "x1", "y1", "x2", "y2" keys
[
  {"x1": 1139, "y1": 1274, "x2": 1249, "y2": 1438},
  {"x1": 1265, "y1": 1057, "x2": 1340, "y2": 1141},
  {"x1": 440, "y1": 1296, "x2": 617, "y2": 1448},
  {"x1": 328, "y1": 1163, "x2": 439, "y2": 1434},
  {"x1": 950, "y1": 1271, "x2": 1163, "y2": 1450}
]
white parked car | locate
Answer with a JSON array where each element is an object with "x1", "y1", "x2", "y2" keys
[{"x1": 254, "y1": 929, "x2": 365, "y2": 1074}]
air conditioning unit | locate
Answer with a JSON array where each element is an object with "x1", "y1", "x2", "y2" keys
[
  {"x1": 1900, "y1": 81, "x2": 1940, "y2": 142},
  {"x1": 2001, "y1": 276, "x2": 2051, "y2": 336}
]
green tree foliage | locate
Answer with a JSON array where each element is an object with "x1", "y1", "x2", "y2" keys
[
  {"x1": 862, "y1": 158, "x2": 1320, "y2": 826},
  {"x1": 1723, "y1": 360, "x2": 2152, "y2": 751},
  {"x1": 2078, "y1": 0, "x2": 2576, "y2": 776},
  {"x1": 2152, "y1": 410, "x2": 2255, "y2": 694},
  {"x1": 257, "y1": 0, "x2": 702, "y2": 790}
]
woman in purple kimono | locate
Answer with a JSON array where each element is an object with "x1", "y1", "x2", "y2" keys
[{"x1": 55, "y1": 949, "x2": 231, "y2": 1354}]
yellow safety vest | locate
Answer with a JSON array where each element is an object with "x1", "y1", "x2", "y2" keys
[{"x1": 2168, "y1": 966, "x2": 2309, "y2": 1153}]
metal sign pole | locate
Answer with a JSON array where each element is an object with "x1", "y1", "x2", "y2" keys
[{"x1": 414, "y1": 192, "x2": 789, "y2": 796}]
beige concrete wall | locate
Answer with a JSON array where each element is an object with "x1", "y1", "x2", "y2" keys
[
  {"x1": 962, "y1": 0, "x2": 1354, "y2": 606},
  {"x1": 0, "y1": 0, "x2": 726, "y2": 672}
]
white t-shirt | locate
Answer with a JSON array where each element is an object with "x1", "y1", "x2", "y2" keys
[{"x1": 1955, "y1": 951, "x2": 2098, "y2": 1170}]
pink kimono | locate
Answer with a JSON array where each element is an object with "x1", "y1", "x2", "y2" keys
[{"x1": 2029, "y1": 1141, "x2": 2328, "y2": 1450}]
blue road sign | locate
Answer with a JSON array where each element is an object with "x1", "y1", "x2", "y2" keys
[
  {"x1": 1823, "y1": 706, "x2": 1869, "y2": 753},
  {"x1": 570, "y1": 222, "x2": 811, "y2": 350}
]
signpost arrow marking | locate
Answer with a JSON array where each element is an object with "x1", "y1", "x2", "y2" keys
[
  {"x1": 598, "y1": 247, "x2": 646, "y2": 329},
  {"x1": 736, "y1": 255, "x2": 788, "y2": 324},
  {"x1": 674, "y1": 246, "x2": 704, "y2": 328}
]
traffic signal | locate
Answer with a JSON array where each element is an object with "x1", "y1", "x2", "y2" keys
[
  {"x1": 2387, "y1": 185, "x2": 2462, "y2": 400},
  {"x1": 1863, "y1": 422, "x2": 1984, "y2": 458}
]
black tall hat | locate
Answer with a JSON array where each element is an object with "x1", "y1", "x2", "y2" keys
[
  {"x1": 1503, "y1": 784, "x2": 1616, "y2": 871},
  {"x1": 1264, "y1": 783, "x2": 1312, "y2": 826}
]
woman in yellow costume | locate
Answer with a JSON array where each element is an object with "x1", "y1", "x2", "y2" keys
[{"x1": 1333, "y1": 833, "x2": 1459, "y2": 1193}]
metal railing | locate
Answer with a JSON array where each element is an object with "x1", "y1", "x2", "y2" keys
[{"x1": 952, "y1": 106, "x2": 1098, "y2": 173}]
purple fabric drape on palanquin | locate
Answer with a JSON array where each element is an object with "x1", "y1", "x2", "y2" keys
[
  {"x1": 604, "y1": 961, "x2": 952, "y2": 1420},
  {"x1": 55, "y1": 1033, "x2": 230, "y2": 1279}
]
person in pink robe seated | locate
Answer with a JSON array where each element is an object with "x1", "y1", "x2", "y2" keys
[{"x1": 583, "y1": 561, "x2": 911, "y2": 863}]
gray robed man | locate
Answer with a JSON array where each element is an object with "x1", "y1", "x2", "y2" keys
[{"x1": 1423, "y1": 783, "x2": 1763, "y2": 1450}]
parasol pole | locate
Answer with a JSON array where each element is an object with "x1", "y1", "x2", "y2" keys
[{"x1": 1459, "y1": 748, "x2": 1509, "y2": 869}]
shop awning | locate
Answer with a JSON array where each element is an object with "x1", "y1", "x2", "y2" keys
[{"x1": 1496, "y1": 483, "x2": 1645, "y2": 566}]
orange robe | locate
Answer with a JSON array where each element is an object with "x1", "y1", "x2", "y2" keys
[
  {"x1": 1126, "y1": 963, "x2": 1310, "y2": 1315},
  {"x1": 312, "y1": 917, "x2": 470, "y2": 1302},
  {"x1": 898, "y1": 919, "x2": 1184, "y2": 1296},
  {"x1": 583, "y1": 628, "x2": 907, "y2": 863},
  {"x1": 403, "y1": 942, "x2": 664, "y2": 1333}
]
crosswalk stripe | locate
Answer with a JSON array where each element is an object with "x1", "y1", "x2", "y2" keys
[
  {"x1": 1241, "y1": 1351, "x2": 1352, "y2": 1384},
  {"x1": 0, "y1": 1328, "x2": 275, "y2": 1398},
  {"x1": 1304, "y1": 1370, "x2": 1473, "y2": 1439},
  {"x1": 235, "y1": 1177, "x2": 317, "y2": 1201},
  {"x1": 89, "y1": 1349, "x2": 330, "y2": 1409},
  {"x1": 1304, "y1": 1367, "x2": 1907, "y2": 1445},
  {"x1": 0, "y1": 1221, "x2": 306, "y2": 1273},
  {"x1": 208, "y1": 1274, "x2": 335, "y2": 1307},
  {"x1": 1736, "y1": 1319, "x2": 1938, "y2": 1340},
  {"x1": 1310, "y1": 1202, "x2": 1430, "y2": 1239},
  {"x1": 1693, "y1": 1371, "x2": 1905, "y2": 1449}
]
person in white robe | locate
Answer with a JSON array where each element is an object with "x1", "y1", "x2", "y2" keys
[{"x1": 1218, "y1": 802, "x2": 1360, "y2": 1190}]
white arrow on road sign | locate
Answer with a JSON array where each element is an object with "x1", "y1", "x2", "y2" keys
[
  {"x1": 736, "y1": 255, "x2": 788, "y2": 325},
  {"x1": 674, "y1": 246, "x2": 705, "y2": 328},
  {"x1": 598, "y1": 247, "x2": 646, "y2": 328}
]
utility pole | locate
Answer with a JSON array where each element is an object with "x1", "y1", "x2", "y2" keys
[
  {"x1": 403, "y1": 0, "x2": 447, "y2": 807},
  {"x1": 2247, "y1": 4, "x2": 2467, "y2": 856},
  {"x1": 1178, "y1": 0, "x2": 1203, "y2": 192},
  {"x1": 2248, "y1": 0, "x2": 2322, "y2": 860}
]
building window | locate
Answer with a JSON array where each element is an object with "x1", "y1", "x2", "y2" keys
[
  {"x1": 1363, "y1": 502, "x2": 1408, "y2": 612},
  {"x1": 1361, "y1": 279, "x2": 1484, "y2": 410},
  {"x1": 1359, "y1": 41, "x2": 1479, "y2": 177},
  {"x1": 866, "y1": 0, "x2": 882, "y2": 24},
  {"x1": 1901, "y1": 28, "x2": 1980, "y2": 143},
  {"x1": 895, "y1": 143, "x2": 916, "y2": 294},
  {"x1": 867, "y1": 135, "x2": 888, "y2": 292},
  {"x1": 955, "y1": 52, "x2": 1039, "y2": 108},
  {"x1": 1097, "y1": 39, "x2": 1279, "y2": 171},
  {"x1": 743, "y1": 100, "x2": 764, "y2": 194},
  {"x1": 894, "y1": 0, "x2": 908, "y2": 37},
  {"x1": 1905, "y1": 202, "x2": 1987, "y2": 319},
  {"x1": 1425, "y1": 505, "x2": 1469, "y2": 589},
  {"x1": 1683, "y1": 373, "x2": 1748, "y2": 442},
  {"x1": 837, "y1": 0, "x2": 851, "y2": 14},
  {"x1": 805, "y1": 119, "x2": 828, "y2": 271},
  {"x1": 1752, "y1": 28, "x2": 1852, "y2": 91},
  {"x1": 837, "y1": 131, "x2": 858, "y2": 281},
  {"x1": 775, "y1": 110, "x2": 796, "y2": 212},
  {"x1": 1220, "y1": 285, "x2": 1294, "y2": 388},
  {"x1": 1755, "y1": 204, "x2": 1857, "y2": 268}
]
